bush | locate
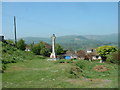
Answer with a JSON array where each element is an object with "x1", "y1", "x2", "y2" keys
[
  {"x1": 106, "y1": 51, "x2": 120, "y2": 65},
  {"x1": 57, "y1": 55, "x2": 64, "y2": 59},
  {"x1": 2, "y1": 64, "x2": 7, "y2": 73},
  {"x1": 31, "y1": 45, "x2": 41, "y2": 55},
  {"x1": 31, "y1": 41, "x2": 50, "y2": 56},
  {"x1": 55, "y1": 44, "x2": 65, "y2": 55},
  {"x1": 17, "y1": 39, "x2": 26, "y2": 51},
  {"x1": 76, "y1": 60, "x2": 88, "y2": 69},
  {"x1": 59, "y1": 59, "x2": 66, "y2": 63},
  {"x1": 40, "y1": 48, "x2": 50, "y2": 56},
  {"x1": 66, "y1": 60, "x2": 73, "y2": 63},
  {"x1": 96, "y1": 45, "x2": 117, "y2": 62},
  {"x1": 69, "y1": 66, "x2": 82, "y2": 78}
]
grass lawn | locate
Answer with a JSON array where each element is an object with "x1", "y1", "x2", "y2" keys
[{"x1": 2, "y1": 57, "x2": 118, "y2": 88}]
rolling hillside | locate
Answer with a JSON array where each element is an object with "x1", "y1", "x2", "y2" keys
[
  {"x1": 84, "y1": 33, "x2": 118, "y2": 43},
  {"x1": 22, "y1": 33, "x2": 118, "y2": 50}
]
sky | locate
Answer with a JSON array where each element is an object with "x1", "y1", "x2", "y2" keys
[{"x1": 2, "y1": 2, "x2": 118, "y2": 39}]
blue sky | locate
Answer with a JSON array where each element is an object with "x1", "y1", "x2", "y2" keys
[{"x1": 2, "y1": 2, "x2": 118, "y2": 39}]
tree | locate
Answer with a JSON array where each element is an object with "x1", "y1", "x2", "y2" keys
[
  {"x1": 40, "y1": 48, "x2": 49, "y2": 56},
  {"x1": 31, "y1": 44, "x2": 41, "y2": 55},
  {"x1": 38, "y1": 41, "x2": 45, "y2": 48},
  {"x1": 31, "y1": 41, "x2": 50, "y2": 56},
  {"x1": 17, "y1": 39, "x2": 26, "y2": 50},
  {"x1": 55, "y1": 44, "x2": 64, "y2": 55},
  {"x1": 96, "y1": 45, "x2": 117, "y2": 62},
  {"x1": 30, "y1": 41, "x2": 34, "y2": 49}
]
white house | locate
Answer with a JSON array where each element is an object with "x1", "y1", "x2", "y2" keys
[
  {"x1": 25, "y1": 46, "x2": 31, "y2": 51},
  {"x1": 87, "y1": 49, "x2": 94, "y2": 54},
  {"x1": 25, "y1": 48, "x2": 31, "y2": 51},
  {"x1": 86, "y1": 48, "x2": 102, "y2": 60}
]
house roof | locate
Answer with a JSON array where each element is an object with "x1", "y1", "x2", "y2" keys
[
  {"x1": 63, "y1": 50, "x2": 77, "y2": 56},
  {"x1": 26, "y1": 45, "x2": 31, "y2": 49},
  {"x1": 44, "y1": 42, "x2": 51, "y2": 49}
]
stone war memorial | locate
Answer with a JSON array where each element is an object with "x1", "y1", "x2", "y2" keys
[{"x1": 49, "y1": 34, "x2": 56, "y2": 61}]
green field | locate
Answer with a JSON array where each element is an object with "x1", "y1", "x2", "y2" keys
[{"x1": 2, "y1": 57, "x2": 118, "y2": 88}]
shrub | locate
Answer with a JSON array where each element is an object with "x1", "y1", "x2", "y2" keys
[
  {"x1": 31, "y1": 45, "x2": 41, "y2": 55},
  {"x1": 40, "y1": 48, "x2": 50, "y2": 56},
  {"x1": 107, "y1": 51, "x2": 120, "y2": 65},
  {"x1": 76, "y1": 60, "x2": 87, "y2": 69},
  {"x1": 17, "y1": 39, "x2": 26, "y2": 51},
  {"x1": 2, "y1": 64, "x2": 7, "y2": 73},
  {"x1": 57, "y1": 55, "x2": 64, "y2": 59},
  {"x1": 55, "y1": 44, "x2": 65, "y2": 55},
  {"x1": 96, "y1": 45, "x2": 117, "y2": 62},
  {"x1": 31, "y1": 41, "x2": 50, "y2": 56},
  {"x1": 59, "y1": 60, "x2": 66, "y2": 63},
  {"x1": 66, "y1": 60, "x2": 73, "y2": 63},
  {"x1": 69, "y1": 66, "x2": 82, "y2": 78}
]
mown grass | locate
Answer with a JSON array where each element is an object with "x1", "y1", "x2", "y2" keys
[
  {"x1": 2, "y1": 58, "x2": 118, "y2": 88},
  {"x1": 3, "y1": 58, "x2": 73, "y2": 88}
]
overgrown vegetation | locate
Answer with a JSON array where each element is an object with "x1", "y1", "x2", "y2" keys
[
  {"x1": 106, "y1": 50, "x2": 120, "y2": 65},
  {"x1": 1, "y1": 41, "x2": 34, "y2": 72},
  {"x1": 69, "y1": 66, "x2": 83, "y2": 78}
]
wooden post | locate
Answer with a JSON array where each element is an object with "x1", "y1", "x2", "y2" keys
[{"x1": 14, "y1": 16, "x2": 17, "y2": 47}]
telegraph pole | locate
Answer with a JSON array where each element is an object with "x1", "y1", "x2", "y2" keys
[{"x1": 14, "y1": 16, "x2": 17, "y2": 47}]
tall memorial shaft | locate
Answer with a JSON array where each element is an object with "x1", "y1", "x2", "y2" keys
[{"x1": 50, "y1": 34, "x2": 56, "y2": 60}]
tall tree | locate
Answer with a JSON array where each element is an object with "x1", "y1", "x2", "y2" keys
[{"x1": 17, "y1": 39, "x2": 26, "y2": 51}]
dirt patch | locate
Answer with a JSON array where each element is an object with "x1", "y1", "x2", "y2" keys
[
  {"x1": 65, "y1": 78, "x2": 112, "y2": 87},
  {"x1": 5, "y1": 66, "x2": 26, "y2": 72},
  {"x1": 93, "y1": 65, "x2": 109, "y2": 72},
  {"x1": 66, "y1": 78, "x2": 104, "y2": 83}
]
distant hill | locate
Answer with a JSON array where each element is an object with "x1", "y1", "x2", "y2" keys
[
  {"x1": 84, "y1": 33, "x2": 118, "y2": 43},
  {"x1": 22, "y1": 33, "x2": 118, "y2": 50},
  {"x1": 22, "y1": 37, "x2": 50, "y2": 44}
]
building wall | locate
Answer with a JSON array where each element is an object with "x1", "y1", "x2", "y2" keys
[{"x1": 0, "y1": 36, "x2": 4, "y2": 41}]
